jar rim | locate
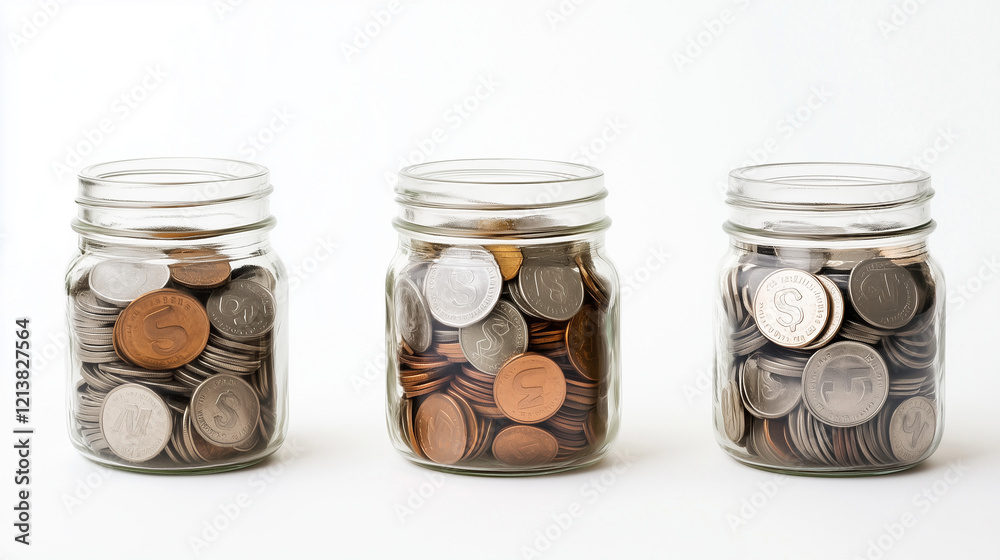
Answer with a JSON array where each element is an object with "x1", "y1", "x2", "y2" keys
[
  {"x1": 728, "y1": 162, "x2": 932, "y2": 208},
  {"x1": 397, "y1": 158, "x2": 605, "y2": 209}
]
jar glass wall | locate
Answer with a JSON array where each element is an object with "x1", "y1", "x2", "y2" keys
[
  {"x1": 714, "y1": 163, "x2": 945, "y2": 476},
  {"x1": 66, "y1": 158, "x2": 288, "y2": 473},
  {"x1": 386, "y1": 159, "x2": 621, "y2": 476}
]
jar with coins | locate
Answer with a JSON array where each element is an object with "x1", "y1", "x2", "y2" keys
[
  {"x1": 715, "y1": 162, "x2": 944, "y2": 475},
  {"x1": 386, "y1": 159, "x2": 621, "y2": 475},
  {"x1": 65, "y1": 158, "x2": 288, "y2": 473}
]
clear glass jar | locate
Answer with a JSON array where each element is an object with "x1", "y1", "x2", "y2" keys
[
  {"x1": 714, "y1": 162, "x2": 944, "y2": 476},
  {"x1": 386, "y1": 158, "x2": 621, "y2": 476},
  {"x1": 65, "y1": 157, "x2": 288, "y2": 473}
]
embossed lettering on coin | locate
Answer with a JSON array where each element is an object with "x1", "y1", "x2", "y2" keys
[
  {"x1": 424, "y1": 247, "x2": 502, "y2": 327},
  {"x1": 849, "y1": 258, "x2": 919, "y2": 330},
  {"x1": 100, "y1": 383, "x2": 172, "y2": 462},
  {"x1": 207, "y1": 280, "x2": 276, "y2": 340},
  {"x1": 114, "y1": 288, "x2": 210, "y2": 370},
  {"x1": 493, "y1": 354, "x2": 566, "y2": 424},
  {"x1": 414, "y1": 393, "x2": 468, "y2": 465},
  {"x1": 492, "y1": 425, "x2": 559, "y2": 466},
  {"x1": 191, "y1": 374, "x2": 261, "y2": 448},
  {"x1": 753, "y1": 268, "x2": 829, "y2": 348},
  {"x1": 459, "y1": 300, "x2": 528, "y2": 375},
  {"x1": 517, "y1": 262, "x2": 584, "y2": 321},
  {"x1": 889, "y1": 396, "x2": 936, "y2": 462},
  {"x1": 802, "y1": 341, "x2": 888, "y2": 428}
]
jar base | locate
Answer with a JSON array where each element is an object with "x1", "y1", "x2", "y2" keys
[
  {"x1": 400, "y1": 450, "x2": 611, "y2": 477},
  {"x1": 723, "y1": 449, "x2": 925, "y2": 478},
  {"x1": 73, "y1": 440, "x2": 284, "y2": 475}
]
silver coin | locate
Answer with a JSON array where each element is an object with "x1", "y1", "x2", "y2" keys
[
  {"x1": 423, "y1": 247, "x2": 502, "y2": 327},
  {"x1": 802, "y1": 341, "x2": 889, "y2": 428},
  {"x1": 721, "y1": 379, "x2": 747, "y2": 443},
  {"x1": 99, "y1": 383, "x2": 172, "y2": 463},
  {"x1": 889, "y1": 396, "x2": 936, "y2": 462},
  {"x1": 395, "y1": 277, "x2": 433, "y2": 353},
  {"x1": 849, "y1": 258, "x2": 920, "y2": 330},
  {"x1": 89, "y1": 260, "x2": 170, "y2": 306},
  {"x1": 191, "y1": 374, "x2": 261, "y2": 447},
  {"x1": 753, "y1": 269, "x2": 829, "y2": 348},
  {"x1": 517, "y1": 262, "x2": 585, "y2": 321},
  {"x1": 231, "y1": 264, "x2": 277, "y2": 291},
  {"x1": 801, "y1": 275, "x2": 845, "y2": 350},
  {"x1": 458, "y1": 300, "x2": 528, "y2": 375},
  {"x1": 740, "y1": 355, "x2": 801, "y2": 419},
  {"x1": 207, "y1": 280, "x2": 276, "y2": 340}
]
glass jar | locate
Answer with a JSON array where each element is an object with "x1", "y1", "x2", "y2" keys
[
  {"x1": 714, "y1": 162, "x2": 944, "y2": 476},
  {"x1": 65, "y1": 157, "x2": 288, "y2": 473},
  {"x1": 386, "y1": 158, "x2": 621, "y2": 475}
]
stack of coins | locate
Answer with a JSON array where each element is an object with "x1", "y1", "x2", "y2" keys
[
  {"x1": 70, "y1": 257, "x2": 279, "y2": 468},
  {"x1": 719, "y1": 249, "x2": 940, "y2": 470},
  {"x1": 393, "y1": 243, "x2": 613, "y2": 469}
]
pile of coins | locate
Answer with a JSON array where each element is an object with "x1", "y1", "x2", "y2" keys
[
  {"x1": 393, "y1": 244, "x2": 613, "y2": 469},
  {"x1": 718, "y1": 249, "x2": 940, "y2": 470},
  {"x1": 70, "y1": 256, "x2": 279, "y2": 468}
]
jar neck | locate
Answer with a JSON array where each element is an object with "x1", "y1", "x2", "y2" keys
[
  {"x1": 78, "y1": 228, "x2": 273, "y2": 260},
  {"x1": 394, "y1": 158, "x2": 610, "y2": 244},
  {"x1": 74, "y1": 157, "x2": 274, "y2": 244},
  {"x1": 725, "y1": 162, "x2": 934, "y2": 248}
]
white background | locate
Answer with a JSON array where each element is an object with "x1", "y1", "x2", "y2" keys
[{"x1": 1, "y1": 1, "x2": 998, "y2": 559}]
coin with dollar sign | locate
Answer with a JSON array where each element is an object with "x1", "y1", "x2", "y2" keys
[
  {"x1": 424, "y1": 247, "x2": 502, "y2": 327},
  {"x1": 753, "y1": 268, "x2": 830, "y2": 348},
  {"x1": 458, "y1": 300, "x2": 528, "y2": 375}
]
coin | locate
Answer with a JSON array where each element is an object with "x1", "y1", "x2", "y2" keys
[
  {"x1": 206, "y1": 280, "x2": 276, "y2": 340},
  {"x1": 414, "y1": 393, "x2": 468, "y2": 465},
  {"x1": 169, "y1": 250, "x2": 232, "y2": 289},
  {"x1": 740, "y1": 355, "x2": 801, "y2": 419},
  {"x1": 517, "y1": 261, "x2": 585, "y2": 321},
  {"x1": 100, "y1": 383, "x2": 172, "y2": 463},
  {"x1": 492, "y1": 425, "x2": 559, "y2": 466},
  {"x1": 802, "y1": 341, "x2": 889, "y2": 428},
  {"x1": 721, "y1": 379, "x2": 747, "y2": 443},
  {"x1": 849, "y1": 258, "x2": 919, "y2": 330},
  {"x1": 114, "y1": 288, "x2": 210, "y2": 370},
  {"x1": 486, "y1": 245, "x2": 524, "y2": 281},
  {"x1": 90, "y1": 260, "x2": 170, "y2": 306},
  {"x1": 801, "y1": 275, "x2": 844, "y2": 350},
  {"x1": 191, "y1": 374, "x2": 261, "y2": 448},
  {"x1": 394, "y1": 277, "x2": 433, "y2": 354},
  {"x1": 424, "y1": 247, "x2": 502, "y2": 327},
  {"x1": 493, "y1": 354, "x2": 566, "y2": 424},
  {"x1": 753, "y1": 268, "x2": 829, "y2": 348},
  {"x1": 566, "y1": 304, "x2": 604, "y2": 381},
  {"x1": 888, "y1": 396, "x2": 936, "y2": 462},
  {"x1": 458, "y1": 300, "x2": 528, "y2": 375}
]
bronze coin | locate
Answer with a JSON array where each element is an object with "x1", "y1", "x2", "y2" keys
[
  {"x1": 114, "y1": 288, "x2": 210, "y2": 370},
  {"x1": 565, "y1": 304, "x2": 605, "y2": 381},
  {"x1": 492, "y1": 425, "x2": 559, "y2": 466},
  {"x1": 414, "y1": 393, "x2": 468, "y2": 465},
  {"x1": 486, "y1": 245, "x2": 524, "y2": 281},
  {"x1": 169, "y1": 249, "x2": 232, "y2": 289},
  {"x1": 493, "y1": 354, "x2": 566, "y2": 424}
]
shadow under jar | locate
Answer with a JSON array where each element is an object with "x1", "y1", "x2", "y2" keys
[
  {"x1": 715, "y1": 162, "x2": 945, "y2": 476},
  {"x1": 386, "y1": 159, "x2": 621, "y2": 476},
  {"x1": 66, "y1": 158, "x2": 288, "y2": 473}
]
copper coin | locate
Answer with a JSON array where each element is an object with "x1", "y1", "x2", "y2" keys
[
  {"x1": 566, "y1": 304, "x2": 605, "y2": 381},
  {"x1": 486, "y1": 245, "x2": 524, "y2": 281},
  {"x1": 169, "y1": 250, "x2": 231, "y2": 289},
  {"x1": 414, "y1": 393, "x2": 468, "y2": 465},
  {"x1": 492, "y1": 425, "x2": 559, "y2": 466},
  {"x1": 114, "y1": 288, "x2": 210, "y2": 370},
  {"x1": 493, "y1": 354, "x2": 566, "y2": 424}
]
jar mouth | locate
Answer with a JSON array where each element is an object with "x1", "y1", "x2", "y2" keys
[
  {"x1": 74, "y1": 157, "x2": 274, "y2": 240},
  {"x1": 397, "y1": 158, "x2": 605, "y2": 209},
  {"x1": 78, "y1": 157, "x2": 271, "y2": 208},
  {"x1": 725, "y1": 162, "x2": 934, "y2": 243},
  {"x1": 728, "y1": 162, "x2": 931, "y2": 208},
  {"x1": 394, "y1": 159, "x2": 610, "y2": 242}
]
